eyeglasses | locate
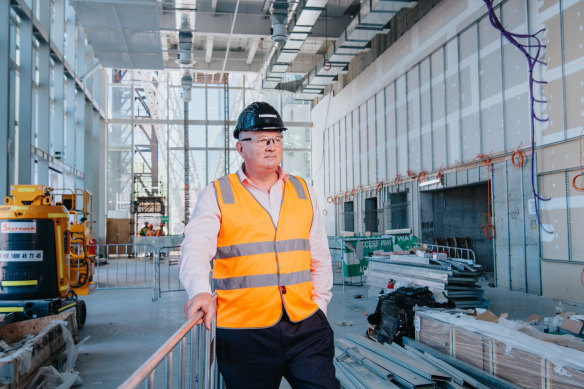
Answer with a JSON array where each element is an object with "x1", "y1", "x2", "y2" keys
[{"x1": 240, "y1": 135, "x2": 284, "y2": 147}]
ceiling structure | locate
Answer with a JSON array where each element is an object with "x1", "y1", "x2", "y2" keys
[{"x1": 71, "y1": 0, "x2": 418, "y2": 99}]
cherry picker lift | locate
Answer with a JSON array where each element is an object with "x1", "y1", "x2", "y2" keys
[{"x1": 0, "y1": 185, "x2": 96, "y2": 329}]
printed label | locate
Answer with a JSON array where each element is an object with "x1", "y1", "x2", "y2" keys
[
  {"x1": 528, "y1": 199, "x2": 536, "y2": 215},
  {"x1": 0, "y1": 250, "x2": 43, "y2": 262},
  {"x1": 1, "y1": 222, "x2": 37, "y2": 234},
  {"x1": 414, "y1": 316, "x2": 421, "y2": 332}
]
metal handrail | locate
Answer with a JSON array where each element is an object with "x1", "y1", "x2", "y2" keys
[
  {"x1": 118, "y1": 311, "x2": 212, "y2": 389},
  {"x1": 418, "y1": 243, "x2": 476, "y2": 262}
]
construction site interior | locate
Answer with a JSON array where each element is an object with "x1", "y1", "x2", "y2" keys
[{"x1": 1, "y1": 0, "x2": 584, "y2": 388}]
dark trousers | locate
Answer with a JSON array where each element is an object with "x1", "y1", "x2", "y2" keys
[{"x1": 216, "y1": 309, "x2": 340, "y2": 389}]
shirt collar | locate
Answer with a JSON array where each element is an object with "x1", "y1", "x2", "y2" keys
[{"x1": 237, "y1": 163, "x2": 289, "y2": 186}]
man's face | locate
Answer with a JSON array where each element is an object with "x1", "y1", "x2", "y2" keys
[{"x1": 236, "y1": 130, "x2": 283, "y2": 173}]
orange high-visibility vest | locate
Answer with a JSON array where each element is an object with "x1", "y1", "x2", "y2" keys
[{"x1": 212, "y1": 173, "x2": 318, "y2": 329}]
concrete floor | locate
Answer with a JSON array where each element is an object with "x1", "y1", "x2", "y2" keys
[{"x1": 74, "y1": 283, "x2": 584, "y2": 388}]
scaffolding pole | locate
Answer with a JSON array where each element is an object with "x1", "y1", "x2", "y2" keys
[
  {"x1": 224, "y1": 77, "x2": 230, "y2": 175},
  {"x1": 184, "y1": 101, "x2": 190, "y2": 225}
]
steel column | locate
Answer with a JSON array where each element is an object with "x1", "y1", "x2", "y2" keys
[
  {"x1": 0, "y1": 1, "x2": 10, "y2": 196},
  {"x1": 18, "y1": 16, "x2": 33, "y2": 184}
]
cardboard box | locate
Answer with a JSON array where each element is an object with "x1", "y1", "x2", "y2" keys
[
  {"x1": 476, "y1": 310, "x2": 500, "y2": 323},
  {"x1": 525, "y1": 314, "x2": 543, "y2": 325},
  {"x1": 560, "y1": 318, "x2": 583, "y2": 334}
]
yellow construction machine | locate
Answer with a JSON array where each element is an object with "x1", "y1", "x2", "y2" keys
[{"x1": 0, "y1": 185, "x2": 96, "y2": 328}]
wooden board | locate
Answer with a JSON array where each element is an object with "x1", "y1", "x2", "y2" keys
[{"x1": 106, "y1": 218, "x2": 131, "y2": 245}]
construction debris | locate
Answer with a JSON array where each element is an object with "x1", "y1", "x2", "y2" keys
[
  {"x1": 364, "y1": 252, "x2": 487, "y2": 309},
  {"x1": 366, "y1": 286, "x2": 453, "y2": 344},
  {"x1": 0, "y1": 312, "x2": 79, "y2": 388},
  {"x1": 334, "y1": 333, "x2": 521, "y2": 389}
]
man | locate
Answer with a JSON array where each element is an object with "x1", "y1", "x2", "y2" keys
[
  {"x1": 155, "y1": 222, "x2": 165, "y2": 236},
  {"x1": 180, "y1": 101, "x2": 338, "y2": 388},
  {"x1": 147, "y1": 224, "x2": 155, "y2": 236},
  {"x1": 138, "y1": 222, "x2": 149, "y2": 236}
]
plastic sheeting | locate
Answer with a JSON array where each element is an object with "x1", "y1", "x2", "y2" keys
[{"x1": 415, "y1": 309, "x2": 584, "y2": 388}]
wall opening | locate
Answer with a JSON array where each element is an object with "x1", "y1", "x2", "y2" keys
[
  {"x1": 420, "y1": 183, "x2": 494, "y2": 272},
  {"x1": 388, "y1": 192, "x2": 408, "y2": 230},
  {"x1": 364, "y1": 197, "x2": 378, "y2": 232},
  {"x1": 343, "y1": 201, "x2": 354, "y2": 232}
]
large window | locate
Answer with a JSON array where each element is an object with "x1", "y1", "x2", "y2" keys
[{"x1": 107, "y1": 70, "x2": 313, "y2": 235}]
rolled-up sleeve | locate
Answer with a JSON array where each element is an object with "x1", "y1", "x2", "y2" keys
[
  {"x1": 179, "y1": 184, "x2": 221, "y2": 298},
  {"x1": 307, "y1": 185, "x2": 333, "y2": 316}
]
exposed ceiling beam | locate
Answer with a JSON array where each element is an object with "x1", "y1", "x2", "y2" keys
[
  {"x1": 163, "y1": 58, "x2": 265, "y2": 73},
  {"x1": 246, "y1": 37, "x2": 260, "y2": 65},
  {"x1": 205, "y1": 36, "x2": 214, "y2": 63},
  {"x1": 158, "y1": 12, "x2": 348, "y2": 38}
]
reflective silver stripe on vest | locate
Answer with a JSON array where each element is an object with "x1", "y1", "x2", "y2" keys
[
  {"x1": 214, "y1": 238, "x2": 309, "y2": 260},
  {"x1": 280, "y1": 269, "x2": 312, "y2": 286},
  {"x1": 217, "y1": 175, "x2": 234, "y2": 204},
  {"x1": 214, "y1": 269, "x2": 312, "y2": 290},
  {"x1": 288, "y1": 175, "x2": 307, "y2": 200}
]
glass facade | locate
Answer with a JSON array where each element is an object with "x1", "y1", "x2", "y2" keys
[
  {"x1": 106, "y1": 71, "x2": 313, "y2": 235},
  {"x1": 0, "y1": 0, "x2": 107, "y2": 238}
]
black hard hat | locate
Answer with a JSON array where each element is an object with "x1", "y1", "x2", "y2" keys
[{"x1": 233, "y1": 101, "x2": 287, "y2": 139}]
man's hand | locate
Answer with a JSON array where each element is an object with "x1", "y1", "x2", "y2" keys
[{"x1": 183, "y1": 292, "x2": 216, "y2": 330}]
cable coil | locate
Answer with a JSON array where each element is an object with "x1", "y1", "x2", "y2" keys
[
  {"x1": 512, "y1": 148, "x2": 524, "y2": 169},
  {"x1": 573, "y1": 173, "x2": 584, "y2": 192}
]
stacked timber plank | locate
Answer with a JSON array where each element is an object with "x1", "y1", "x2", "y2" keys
[
  {"x1": 415, "y1": 309, "x2": 584, "y2": 388},
  {"x1": 364, "y1": 254, "x2": 486, "y2": 308},
  {"x1": 334, "y1": 333, "x2": 520, "y2": 389}
]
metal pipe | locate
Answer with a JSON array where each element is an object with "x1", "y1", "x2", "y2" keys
[
  {"x1": 203, "y1": 319, "x2": 212, "y2": 387},
  {"x1": 180, "y1": 337, "x2": 186, "y2": 388},
  {"x1": 196, "y1": 325, "x2": 203, "y2": 388},
  {"x1": 209, "y1": 317, "x2": 217, "y2": 389},
  {"x1": 153, "y1": 247, "x2": 159, "y2": 301},
  {"x1": 148, "y1": 371, "x2": 154, "y2": 389},
  {"x1": 219, "y1": 0, "x2": 241, "y2": 81},
  {"x1": 189, "y1": 330, "x2": 195, "y2": 389},
  {"x1": 167, "y1": 351, "x2": 173, "y2": 389}
]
